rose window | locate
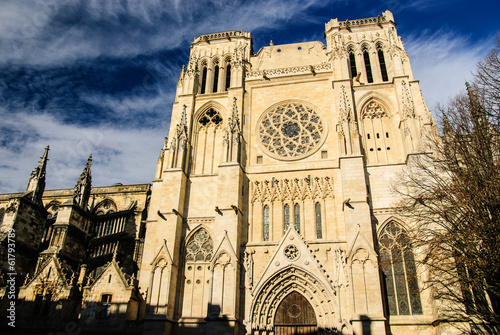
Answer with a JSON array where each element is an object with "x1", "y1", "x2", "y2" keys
[
  {"x1": 257, "y1": 101, "x2": 326, "y2": 160},
  {"x1": 284, "y1": 244, "x2": 300, "y2": 261}
]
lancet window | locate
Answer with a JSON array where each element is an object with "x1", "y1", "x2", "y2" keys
[
  {"x1": 363, "y1": 49, "x2": 374, "y2": 83},
  {"x1": 212, "y1": 64, "x2": 219, "y2": 93},
  {"x1": 377, "y1": 45, "x2": 389, "y2": 82},
  {"x1": 198, "y1": 58, "x2": 232, "y2": 94},
  {"x1": 284, "y1": 204, "x2": 290, "y2": 231},
  {"x1": 379, "y1": 221, "x2": 422, "y2": 316},
  {"x1": 263, "y1": 205, "x2": 269, "y2": 241},
  {"x1": 283, "y1": 203, "x2": 301, "y2": 233},
  {"x1": 192, "y1": 107, "x2": 224, "y2": 175},
  {"x1": 348, "y1": 46, "x2": 357, "y2": 79},
  {"x1": 200, "y1": 66, "x2": 208, "y2": 94},
  {"x1": 294, "y1": 203, "x2": 301, "y2": 233},
  {"x1": 315, "y1": 202, "x2": 322, "y2": 239},
  {"x1": 225, "y1": 64, "x2": 231, "y2": 90}
]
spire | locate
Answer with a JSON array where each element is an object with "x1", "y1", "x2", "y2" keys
[
  {"x1": 26, "y1": 145, "x2": 49, "y2": 206},
  {"x1": 72, "y1": 154, "x2": 92, "y2": 210}
]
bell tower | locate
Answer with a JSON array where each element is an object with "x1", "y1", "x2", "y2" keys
[{"x1": 140, "y1": 31, "x2": 252, "y2": 335}]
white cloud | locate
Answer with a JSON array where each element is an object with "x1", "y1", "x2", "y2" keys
[
  {"x1": 0, "y1": 0, "x2": 328, "y2": 66},
  {"x1": 0, "y1": 109, "x2": 166, "y2": 193},
  {"x1": 404, "y1": 30, "x2": 493, "y2": 112}
]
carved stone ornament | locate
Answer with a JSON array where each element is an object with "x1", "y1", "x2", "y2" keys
[
  {"x1": 363, "y1": 101, "x2": 388, "y2": 119},
  {"x1": 257, "y1": 101, "x2": 326, "y2": 160},
  {"x1": 283, "y1": 244, "x2": 300, "y2": 261}
]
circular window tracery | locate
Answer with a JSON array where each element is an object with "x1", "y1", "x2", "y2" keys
[
  {"x1": 284, "y1": 244, "x2": 300, "y2": 261},
  {"x1": 257, "y1": 101, "x2": 326, "y2": 160}
]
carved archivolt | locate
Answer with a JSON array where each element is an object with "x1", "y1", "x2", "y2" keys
[
  {"x1": 250, "y1": 176, "x2": 334, "y2": 203},
  {"x1": 250, "y1": 267, "x2": 338, "y2": 331}
]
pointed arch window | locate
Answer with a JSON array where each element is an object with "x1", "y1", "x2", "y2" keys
[
  {"x1": 379, "y1": 221, "x2": 422, "y2": 315},
  {"x1": 212, "y1": 64, "x2": 219, "y2": 93},
  {"x1": 186, "y1": 228, "x2": 213, "y2": 262},
  {"x1": 294, "y1": 203, "x2": 300, "y2": 233},
  {"x1": 363, "y1": 50, "x2": 374, "y2": 83},
  {"x1": 378, "y1": 48, "x2": 389, "y2": 82},
  {"x1": 284, "y1": 204, "x2": 290, "y2": 232},
  {"x1": 225, "y1": 64, "x2": 231, "y2": 90},
  {"x1": 315, "y1": 202, "x2": 322, "y2": 239},
  {"x1": 349, "y1": 52, "x2": 357, "y2": 79},
  {"x1": 263, "y1": 205, "x2": 269, "y2": 241},
  {"x1": 200, "y1": 66, "x2": 208, "y2": 94}
]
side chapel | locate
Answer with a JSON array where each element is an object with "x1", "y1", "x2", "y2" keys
[{"x1": 0, "y1": 10, "x2": 458, "y2": 335}]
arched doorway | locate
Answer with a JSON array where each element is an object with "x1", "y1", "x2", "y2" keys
[{"x1": 274, "y1": 291, "x2": 317, "y2": 334}]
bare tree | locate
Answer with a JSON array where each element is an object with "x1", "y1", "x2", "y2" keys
[{"x1": 395, "y1": 37, "x2": 500, "y2": 334}]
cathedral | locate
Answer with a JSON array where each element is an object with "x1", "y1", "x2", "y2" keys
[{"x1": 0, "y1": 10, "x2": 458, "y2": 335}]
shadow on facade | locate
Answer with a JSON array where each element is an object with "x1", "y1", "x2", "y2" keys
[
  {"x1": 0, "y1": 300, "x2": 145, "y2": 335},
  {"x1": 357, "y1": 315, "x2": 372, "y2": 335}
]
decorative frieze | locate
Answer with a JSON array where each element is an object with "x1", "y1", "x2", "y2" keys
[
  {"x1": 250, "y1": 176, "x2": 334, "y2": 203},
  {"x1": 246, "y1": 62, "x2": 331, "y2": 79}
]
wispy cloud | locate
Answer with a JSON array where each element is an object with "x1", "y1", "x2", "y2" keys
[
  {"x1": 405, "y1": 29, "x2": 493, "y2": 111},
  {"x1": 0, "y1": 0, "x2": 328, "y2": 66},
  {"x1": 0, "y1": 108, "x2": 165, "y2": 193},
  {"x1": 0, "y1": 0, "x2": 496, "y2": 194}
]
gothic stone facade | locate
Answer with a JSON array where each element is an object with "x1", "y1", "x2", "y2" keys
[{"x1": 0, "y1": 10, "x2": 457, "y2": 335}]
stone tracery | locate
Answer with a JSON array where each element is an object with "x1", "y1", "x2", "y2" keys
[
  {"x1": 250, "y1": 267, "x2": 338, "y2": 332},
  {"x1": 258, "y1": 101, "x2": 326, "y2": 160},
  {"x1": 185, "y1": 228, "x2": 213, "y2": 262}
]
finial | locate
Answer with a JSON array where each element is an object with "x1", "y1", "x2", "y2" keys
[{"x1": 270, "y1": 40, "x2": 274, "y2": 46}]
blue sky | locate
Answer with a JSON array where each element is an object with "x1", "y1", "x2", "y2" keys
[{"x1": 0, "y1": 0, "x2": 498, "y2": 193}]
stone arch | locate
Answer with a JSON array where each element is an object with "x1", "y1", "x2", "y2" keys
[
  {"x1": 357, "y1": 94, "x2": 397, "y2": 163},
  {"x1": 93, "y1": 198, "x2": 118, "y2": 215},
  {"x1": 377, "y1": 220, "x2": 423, "y2": 315},
  {"x1": 183, "y1": 226, "x2": 214, "y2": 261},
  {"x1": 181, "y1": 226, "x2": 214, "y2": 317},
  {"x1": 357, "y1": 92, "x2": 394, "y2": 115},
  {"x1": 191, "y1": 102, "x2": 226, "y2": 175},
  {"x1": 250, "y1": 266, "x2": 338, "y2": 332},
  {"x1": 209, "y1": 250, "x2": 235, "y2": 317},
  {"x1": 346, "y1": 43, "x2": 357, "y2": 53},
  {"x1": 375, "y1": 40, "x2": 385, "y2": 50},
  {"x1": 274, "y1": 291, "x2": 318, "y2": 333},
  {"x1": 45, "y1": 200, "x2": 61, "y2": 219},
  {"x1": 194, "y1": 101, "x2": 227, "y2": 124},
  {"x1": 377, "y1": 216, "x2": 410, "y2": 237},
  {"x1": 360, "y1": 42, "x2": 371, "y2": 52},
  {"x1": 199, "y1": 57, "x2": 209, "y2": 68},
  {"x1": 223, "y1": 54, "x2": 232, "y2": 64},
  {"x1": 210, "y1": 55, "x2": 221, "y2": 66}
]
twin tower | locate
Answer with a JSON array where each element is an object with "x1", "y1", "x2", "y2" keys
[
  {"x1": 145, "y1": 9, "x2": 435, "y2": 335},
  {"x1": 1, "y1": 10, "x2": 445, "y2": 335}
]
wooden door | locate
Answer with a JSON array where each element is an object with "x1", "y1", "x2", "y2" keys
[{"x1": 274, "y1": 291, "x2": 317, "y2": 335}]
